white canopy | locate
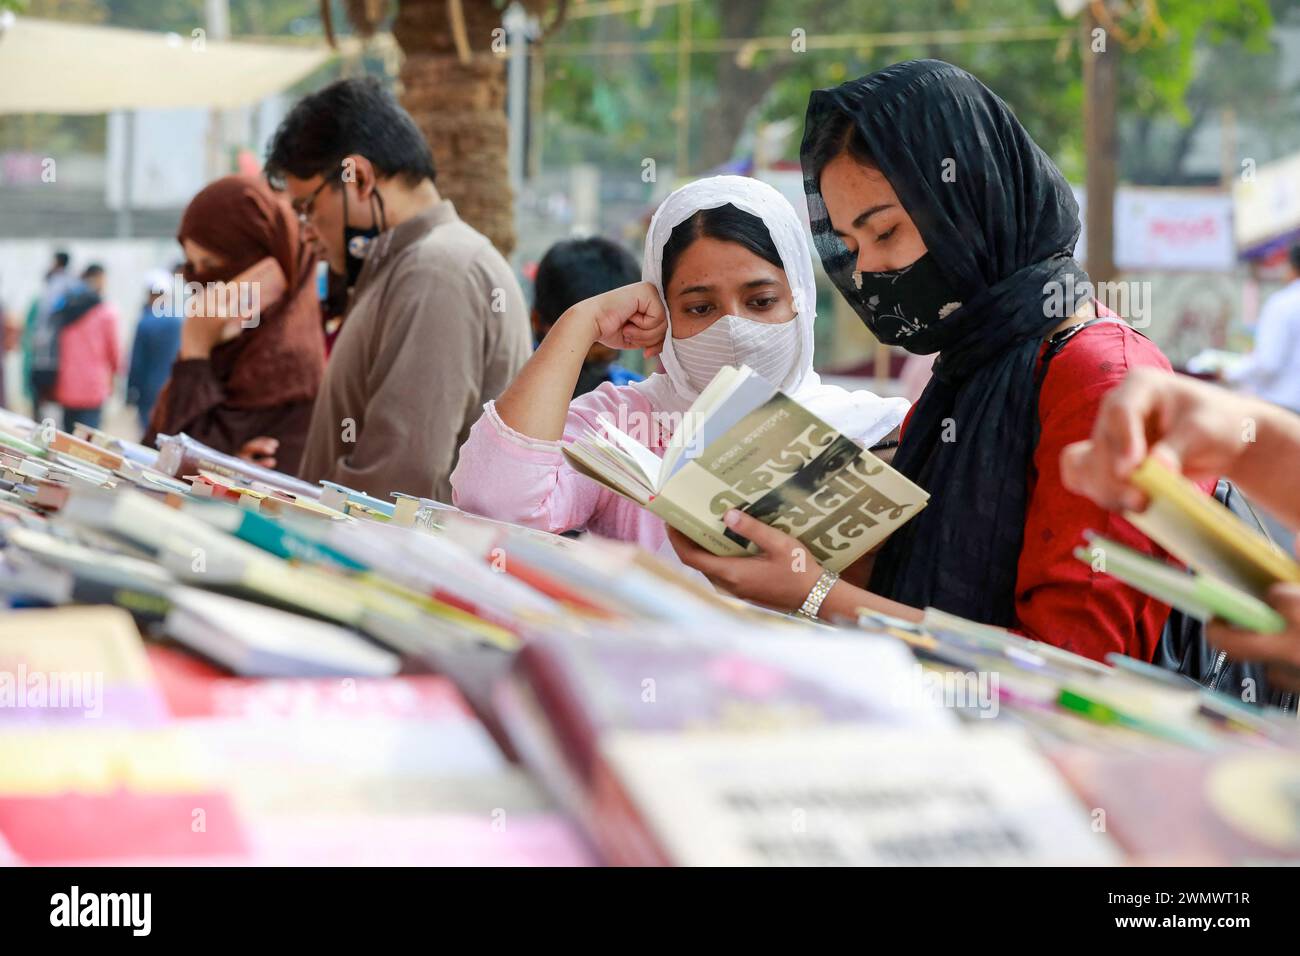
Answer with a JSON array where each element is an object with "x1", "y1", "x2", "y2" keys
[{"x1": 0, "y1": 15, "x2": 334, "y2": 114}]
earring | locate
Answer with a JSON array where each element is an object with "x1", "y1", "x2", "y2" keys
[{"x1": 852, "y1": 271, "x2": 863, "y2": 290}]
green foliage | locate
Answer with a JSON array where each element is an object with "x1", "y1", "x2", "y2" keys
[
  {"x1": 1, "y1": 0, "x2": 1285, "y2": 188},
  {"x1": 1116, "y1": 0, "x2": 1274, "y2": 124},
  {"x1": 537, "y1": 0, "x2": 1278, "y2": 184},
  {"x1": 14, "y1": 0, "x2": 324, "y2": 35}
]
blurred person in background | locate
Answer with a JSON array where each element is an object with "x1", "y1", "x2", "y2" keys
[
  {"x1": 265, "y1": 77, "x2": 530, "y2": 501},
  {"x1": 25, "y1": 249, "x2": 76, "y2": 417},
  {"x1": 532, "y1": 237, "x2": 644, "y2": 397},
  {"x1": 52, "y1": 263, "x2": 120, "y2": 433},
  {"x1": 1221, "y1": 243, "x2": 1300, "y2": 413},
  {"x1": 126, "y1": 268, "x2": 183, "y2": 432},
  {"x1": 0, "y1": 295, "x2": 9, "y2": 410},
  {"x1": 144, "y1": 175, "x2": 325, "y2": 474}
]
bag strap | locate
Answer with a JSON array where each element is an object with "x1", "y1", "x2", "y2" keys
[{"x1": 1033, "y1": 316, "x2": 1129, "y2": 391}]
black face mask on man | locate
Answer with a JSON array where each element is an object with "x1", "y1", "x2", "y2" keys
[
  {"x1": 341, "y1": 186, "x2": 388, "y2": 288},
  {"x1": 849, "y1": 251, "x2": 965, "y2": 351}
]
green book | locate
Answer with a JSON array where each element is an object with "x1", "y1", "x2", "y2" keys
[
  {"x1": 1074, "y1": 530, "x2": 1285, "y2": 634},
  {"x1": 0, "y1": 431, "x2": 47, "y2": 459},
  {"x1": 184, "y1": 500, "x2": 368, "y2": 572}
]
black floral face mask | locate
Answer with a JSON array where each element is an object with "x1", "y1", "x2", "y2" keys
[{"x1": 851, "y1": 252, "x2": 965, "y2": 351}]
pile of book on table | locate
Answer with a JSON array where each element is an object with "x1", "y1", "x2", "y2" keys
[{"x1": 0, "y1": 403, "x2": 1297, "y2": 866}]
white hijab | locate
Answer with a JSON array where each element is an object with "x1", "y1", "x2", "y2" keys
[{"x1": 628, "y1": 175, "x2": 909, "y2": 446}]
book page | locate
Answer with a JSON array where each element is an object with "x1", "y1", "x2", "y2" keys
[
  {"x1": 1126, "y1": 496, "x2": 1284, "y2": 597},
  {"x1": 592, "y1": 420, "x2": 666, "y2": 490},
  {"x1": 663, "y1": 367, "x2": 775, "y2": 481},
  {"x1": 563, "y1": 440, "x2": 654, "y2": 504},
  {"x1": 1127, "y1": 457, "x2": 1300, "y2": 593}
]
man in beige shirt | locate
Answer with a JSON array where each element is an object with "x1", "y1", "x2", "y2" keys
[{"x1": 264, "y1": 77, "x2": 530, "y2": 502}]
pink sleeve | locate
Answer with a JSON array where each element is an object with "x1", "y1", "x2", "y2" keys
[{"x1": 450, "y1": 385, "x2": 647, "y2": 535}]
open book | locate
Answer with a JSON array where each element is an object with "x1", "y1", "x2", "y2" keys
[{"x1": 562, "y1": 365, "x2": 928, "y2": 572}]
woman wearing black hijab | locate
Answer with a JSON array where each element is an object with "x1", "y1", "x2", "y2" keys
[{"x1": 669, "y1": 60, "x2": 1209, "y2": 663}]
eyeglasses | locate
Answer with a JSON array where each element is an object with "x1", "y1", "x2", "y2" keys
[{"x1": 293, "y1": 176, "x2": 333, "y2": 225}]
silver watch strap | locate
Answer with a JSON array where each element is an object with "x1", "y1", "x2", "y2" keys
[{"x1": 796, "y1": 568, "x2": 840, "y2": 621}]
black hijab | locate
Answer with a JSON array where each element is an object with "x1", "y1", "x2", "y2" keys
[{"x1": 800, "y1": 59, "x2": 1092, "y2": 627}]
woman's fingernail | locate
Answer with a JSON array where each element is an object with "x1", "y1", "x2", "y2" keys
[{"x1": 724, "y1": 509, "x2": 741, "y2": 527}]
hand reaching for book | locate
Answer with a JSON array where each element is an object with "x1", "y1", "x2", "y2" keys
[
  {"x1": 582, "y1": 281, "x2": 668, "y2": 358},
  {"x1": 1060, "y1": 368, "x2": 1262, "y2": 513},
  {"x1": 667, "y1": 509, "x2": 824, "y2": 611}
]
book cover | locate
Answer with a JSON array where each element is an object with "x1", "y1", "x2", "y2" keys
[
  {"x1": 655, "y1": 392, "x2": 926, "y2": 570},
  {"x1": 1125, "y1": 456, "x2": 1300, "y2": 595},
  {"x1": 500, "y1": 628, "x2": 953, "y2": 863},
  {"x1": 603, "y1": 725, "x2": 1120, "y2": 866},
  {"x1": 566, "y1": 367, "x2": 927, "y2": 572},
  {"x1": 1049, "y1": 745, "x2": 1300, "y2": 863}
]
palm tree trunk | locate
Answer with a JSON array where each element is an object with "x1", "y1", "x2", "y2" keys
[{"x1": 394, "y1": 0, "x2": 515, "y2": 255}]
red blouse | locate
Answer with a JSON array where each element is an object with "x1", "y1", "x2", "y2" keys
[{"x1": 902, "y1": 321, "x2": 1212, "y2": 663}]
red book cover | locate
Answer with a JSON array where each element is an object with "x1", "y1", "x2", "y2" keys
[
  {"x1": 0, "y1": 791, "x2": 247, "y2": 863},
  {"x1": 146, "y1": 643, "x2": 475, "y2": 721}
]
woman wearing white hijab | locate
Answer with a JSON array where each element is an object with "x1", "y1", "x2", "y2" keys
[{"x1": 450, "y1": 175, "x2": 909, "y2": 557}]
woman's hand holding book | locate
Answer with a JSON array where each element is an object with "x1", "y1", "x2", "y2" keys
[{"x1": 667, "y1": 509, "x2": 825, "y2": 612}]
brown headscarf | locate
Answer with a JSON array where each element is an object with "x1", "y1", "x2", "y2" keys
[{"x1": 155, "y1": 175, "x2": 325, "y2": 416}]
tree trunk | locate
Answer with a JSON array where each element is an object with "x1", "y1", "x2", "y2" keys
[
  {"x1": 1082, "y1": 7, "x2": 1117, "y2": 285},
  {"x1": 393, "y1": 0, "x2": 515, "y2": 256},
  {"x1": 694, "y1": 0, "x2": 786, "y2": 173}
]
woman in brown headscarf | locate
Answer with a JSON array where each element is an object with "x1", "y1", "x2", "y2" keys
[{"x1": 145, "y1": 175, "x2": 325, "y2": 474}]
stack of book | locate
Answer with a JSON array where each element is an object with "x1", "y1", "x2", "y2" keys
[
  {"x1": 0, "y1": 396, "x2": 1295, "y2": 865},
  {"x1": 0, "y1": 605, "x2": 591, "y2": 866}
]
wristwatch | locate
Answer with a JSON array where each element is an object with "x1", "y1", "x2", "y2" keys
[{"x1": 796, "y1": 568, "x2": 840, "y2": 622}]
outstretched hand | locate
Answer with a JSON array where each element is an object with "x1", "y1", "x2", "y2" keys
[{"x1": 1060, "y1": 367, "x2": 1256, "y2": 513}]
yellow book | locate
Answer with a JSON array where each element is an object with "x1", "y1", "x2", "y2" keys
[
  {"x1": 1125, "y1": 456, "x2": 1300, "y2": 597},
  {"x1": 0, "y1": 729, "x2": 208, "y2": 796},
  {"x1": 0, "y1": 606, "x2": 154, "y2": 685},
  {"x1": 360, "y1": 574, "x2": 519, "y2": 651},
  {"x1": 346, "y1": 501, "x2": 392, "y2": 523}
]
